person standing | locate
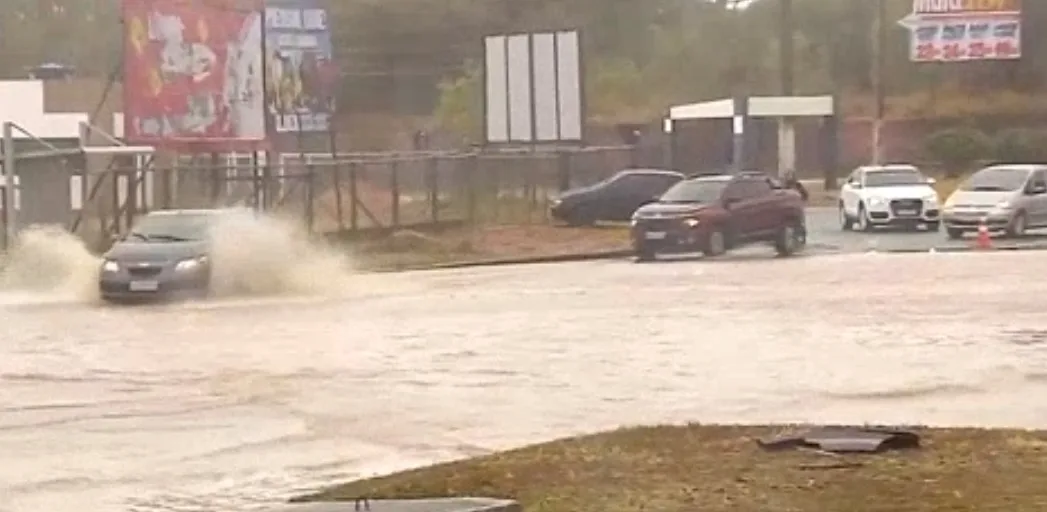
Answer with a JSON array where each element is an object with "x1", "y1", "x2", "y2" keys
[{"x1": 782, "y1": 169, "x2": 809, "y2": 202}]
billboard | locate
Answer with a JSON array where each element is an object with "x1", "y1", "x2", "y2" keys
[
  {"x1": 483, "y1": 30, "x2": 583, "y2": 144},
  {"x1": 122, "y1": 0, "x2": 267, "y2": 150},
  {"x1": 899, "y1": 0, "x2": 1021, "y2": 62},
  {"x1": 265, "y1": 0, "x2": 336, "y2": 133}
]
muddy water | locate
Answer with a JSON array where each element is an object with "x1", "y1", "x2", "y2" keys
[{"x1": 5, "y1": 252, "x2": 1047, "y2": 512}]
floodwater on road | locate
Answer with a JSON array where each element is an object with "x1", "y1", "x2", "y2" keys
[{"x1": 5, "y1": 250, "x2": 1047, "y2": 512}]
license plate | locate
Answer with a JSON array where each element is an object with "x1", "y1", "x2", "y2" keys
[
  {"x1": 129, "y1": 280, "x2": 159, "y2": 292},
  {"x1": 644, "y1": 231, "x2": 667, "y2": 240},
  {"x1": 897, "y1": 209, "x2": 917, "y2": 216}
]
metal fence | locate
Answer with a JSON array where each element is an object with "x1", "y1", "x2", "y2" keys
[{"x1": 1, "y1": 145, "x2": 650, "y2": 250}]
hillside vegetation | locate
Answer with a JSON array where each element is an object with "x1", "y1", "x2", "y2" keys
[{"x1": 6, "y1": 0, "x2": 1045, "y2": 140}]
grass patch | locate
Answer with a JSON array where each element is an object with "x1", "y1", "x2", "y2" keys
[
  {"x1": 933, "y1": 175, "x2": 964, "y2": 199},
  {"x1": 298, "y1": 424, "x2": 1047, "y2": 511},
  {"x1": 348, "y1": 224, "x2": 631, "y2": 271}
]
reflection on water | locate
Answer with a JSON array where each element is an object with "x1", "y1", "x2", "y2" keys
[{"x1": 5, "y1": 252, "x2": 1047, "y2": 512}]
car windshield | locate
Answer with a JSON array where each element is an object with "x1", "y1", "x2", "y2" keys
[
  {"x1": 658, "y1": 179, "x2": 728, "y2": 204},
  {"x1": 865, "y1": 169, "x2": 925, "y2": 187},
  {"x1": 961, "y1": 167, "x2": 1032, "y2": 192},
  {"x1": 127, "y1": 213, "x2": 215, "y2": 242},
  {"x1": 577, "y1": 172, "x2": 626, "y2": 191}
]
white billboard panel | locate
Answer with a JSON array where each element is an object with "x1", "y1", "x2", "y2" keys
[
  {"x1": 483, "y1": 29, "x2": 583, "y2": 144},
  {"x1": 531, "y1": 33, "x2": 559, "y2": 141},
  {"x1": 555, "y1": 31, "x2": 582, "y2": 141},
  {"x1": 484, "y1": 35, "x2": 509, "y2": 143},
  {"x1": 506, "y1": 35, "x2": 533, "y2": 141}
]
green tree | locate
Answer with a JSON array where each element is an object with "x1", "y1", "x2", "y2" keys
[
  {"x1": 993, "y1": 129, "x2": 1047, "y2": 164},
  {"x1": 924, "y1": 127, "x2": 992, "y2": 177},
  {"x1": 432, "y1": 62, "x2": 482, "y2": 143}
]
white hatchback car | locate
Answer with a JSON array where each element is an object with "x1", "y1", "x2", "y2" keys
[{"x1": 839, "y1": 165, "x2": 941, "y2": 231}]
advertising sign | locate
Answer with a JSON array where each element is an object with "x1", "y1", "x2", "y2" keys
[
  {"x1": 899, "y1": 0, "x2": 1021, "y2": 63},
  {"x1": 483, "y1": 30, "x2": 583, "y2": 144},
  {"x1": 265, "y1": 0, "x2": 336, "y2": 133},
  {"x1": 122, "y1": 0, "x2": 267, "y2": 150}
]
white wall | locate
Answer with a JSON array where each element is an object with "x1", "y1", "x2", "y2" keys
[
  {"x1": 0, "y1": 80, "x2": 87, "y2": 139},
  {"x1": 0, "y1": 80, "x2": 88, "y2": 211}
]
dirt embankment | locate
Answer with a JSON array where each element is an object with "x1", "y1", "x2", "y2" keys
[{"x1": 299, "y1": 424, "x2": 1047, "y2": 511}]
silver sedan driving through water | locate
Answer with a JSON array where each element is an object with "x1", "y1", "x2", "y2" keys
[{"x1": 98, "y1": 209, "x2": 235, "y2": 302}]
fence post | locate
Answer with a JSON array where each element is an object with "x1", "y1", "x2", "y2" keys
[
  {"x1": 124, "y1": 161, "x2": 137, "y2": 231},
  {"x1": 261, "y1": 151, "x2": 273, "y2": 211},
  {"x1": 111, "y1": 168, "x2": 121, "y2": 234},
  {"x1": 390, "y1": 160, "x2": 400, "y2": 228},
  {"x1": 250, "y1": 151, "x2": 262, "y2": 211},
  {"x1": 348, "y1": 161, "x2": 359, "y2": 231},
  {"x1": 2, "y1": 121, "x2": 15, "y2": 247},
  {"x1": 527, "y1": 156, "x2": 538, "y2": 222},
  {"x1": 209, "y1": 152, "x2": 221, "y2": 206},
  {"x1": 557, "y1": 150, "x2": 570, "y2": 192},
  {"x1": 332, "y1": 161, "x2": 345, "y2": 231},
  {"x1": 304, "y1": 162, "x2": 315, "y2": 233},
  {"x1": 466, "y1": 153, "x2": 478, "y2": 223},
  {"x1": 426, "y1": 156, "x2": 439, "y2": 224}
]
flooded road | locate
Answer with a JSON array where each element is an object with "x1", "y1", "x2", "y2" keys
[{"x1": 5, "y1": 251, "x2": 1047, "y2": 512}]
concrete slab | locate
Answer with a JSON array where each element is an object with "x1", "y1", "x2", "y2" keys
[
  {"x1": 270, "y1": 498, "x2": 520, "y2": 512},
  {"x1": 803, "y1": 207, "x2": 1047, "y2": 254}
]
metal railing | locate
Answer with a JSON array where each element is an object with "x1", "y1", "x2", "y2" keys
[{"x1": 1, "y1": 144, "x2": 654, "y2": 250}]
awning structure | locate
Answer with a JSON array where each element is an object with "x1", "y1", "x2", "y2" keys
[
  {"x1": 668, "y1": 95, "x2": 835, "y2": 121},
  {"x1": 663, "y1": 95, "x2": 837, "y2": 176}
]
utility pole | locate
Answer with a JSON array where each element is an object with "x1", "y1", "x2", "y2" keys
[
  {"x1": 777, "y1": 0, "x2": 795, "y2": 178},
  {"x1": 871, "y1": 0, "x2": 887, "y2": 165},
  {"x1": 779, "y1": 0, "x2": 794, "y2": 95}
]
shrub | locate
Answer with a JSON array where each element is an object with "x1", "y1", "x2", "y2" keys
[
  {"x1": 992, "y1": 128, "x2": 1047, "y2": 164},
  {"x1": 923, "y1": 127, "x2": 992, "y2": 178}
]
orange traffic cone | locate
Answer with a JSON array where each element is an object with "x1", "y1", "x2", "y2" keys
[{"x1": 975, "y1": 219, "x2": 993, "y2": 250}]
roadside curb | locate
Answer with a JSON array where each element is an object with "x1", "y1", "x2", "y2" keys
[
  {"x1": 371, "y1": 249, "x2": 635, "y2": 272},
  {"x1": 369, "y1": 244, "x2": 852, "y2": 272},
  {"x1": 428, "y1": 249, "x2": 635, "y2": 269},
  {"x1": 877, "y1": 243, "x2": 1047, "y2": 254}
]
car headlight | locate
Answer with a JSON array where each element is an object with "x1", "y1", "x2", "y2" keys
[
  {"x1": 101, "y1": 260, "x2": 119, "y2": 272},
  {"x1": 867, "y1": 196, "x2": 886, "y2": 206},
  {"x1": 175, "y1": 256, "x2": 208, "y2": 271},
  {"x1": 683, "y1": 218, "x2": 700, "y2": 227},
  {"x1": 990, "y1": 200, "x2": 1013, "y2": 214},
  {"x1": 922, "y1": 194, "x2": 938, "y2": 203}
]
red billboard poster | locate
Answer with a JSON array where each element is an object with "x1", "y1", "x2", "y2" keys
[
  {"x1": 122, "y1": 0, "x2": 267, "y2": 150},
  {"x1": 900, "y1": 0, "x2": 1021, "y2": 63}
]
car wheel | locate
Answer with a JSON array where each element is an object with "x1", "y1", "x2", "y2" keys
[
  {"x1": 566, "y1": 211, "x2": 595, "y2": 227},
  {"x1": 1007, "y1": 211, "x2": 1027, "y2": 238},
  {"x1": 926, "y1": 221, "x2": 941, "y2": 232},
  {"x1": 703, "y1": 228, "x2": 727, "y2": 257},
  {"x1": 839, "y1": 203, "x2": 853, "y2": 231},
  {"x1": 635, "y1": 246, "x2": 656, "y2": 263},
  {"x1": 775, "y1": 221, "x2": 805, "y2": 257},
  {"x1": 856, "y1": 204, "x2": 874, "y2": 232},
  {"x1": 946, "y1": 227, "x2": 965, "y2": 240}
]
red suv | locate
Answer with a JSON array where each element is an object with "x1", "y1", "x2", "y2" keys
[{"x1": 630, "y1": 173, "x2": 807, "y2": 261}]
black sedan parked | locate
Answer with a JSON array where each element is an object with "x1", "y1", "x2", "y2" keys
[{"x1": 549, "y1": 168, "x2": 685, "y2": 226}]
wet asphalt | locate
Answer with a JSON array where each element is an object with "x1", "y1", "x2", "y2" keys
[{"x1": 5, "y1": 211, "x2": 1047, "y2": 512}]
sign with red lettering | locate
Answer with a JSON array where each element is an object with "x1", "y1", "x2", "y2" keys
[
  {"x1": 899, "y1": 0, "x2": 1021, "y2": 63},
  {"x1": 122, "y1": 0, "x2": 268, "y2": 150}
]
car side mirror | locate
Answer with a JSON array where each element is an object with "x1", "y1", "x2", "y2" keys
[
  {"x1": 1030, "y1": 184, "x2": 1047, "y2": 195},
  {"x1": 847, "y1": 181, "x2": 861, "y2": 189},
  {"x1": 109, "y1": 233, "x2": 121, "y2": 243},
  {"x1": 926, "y1": 177, "x2": 937, "y2": 185},
  {"x1": 723, "y1": 197, "x2": 740, "y2": 208}
]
